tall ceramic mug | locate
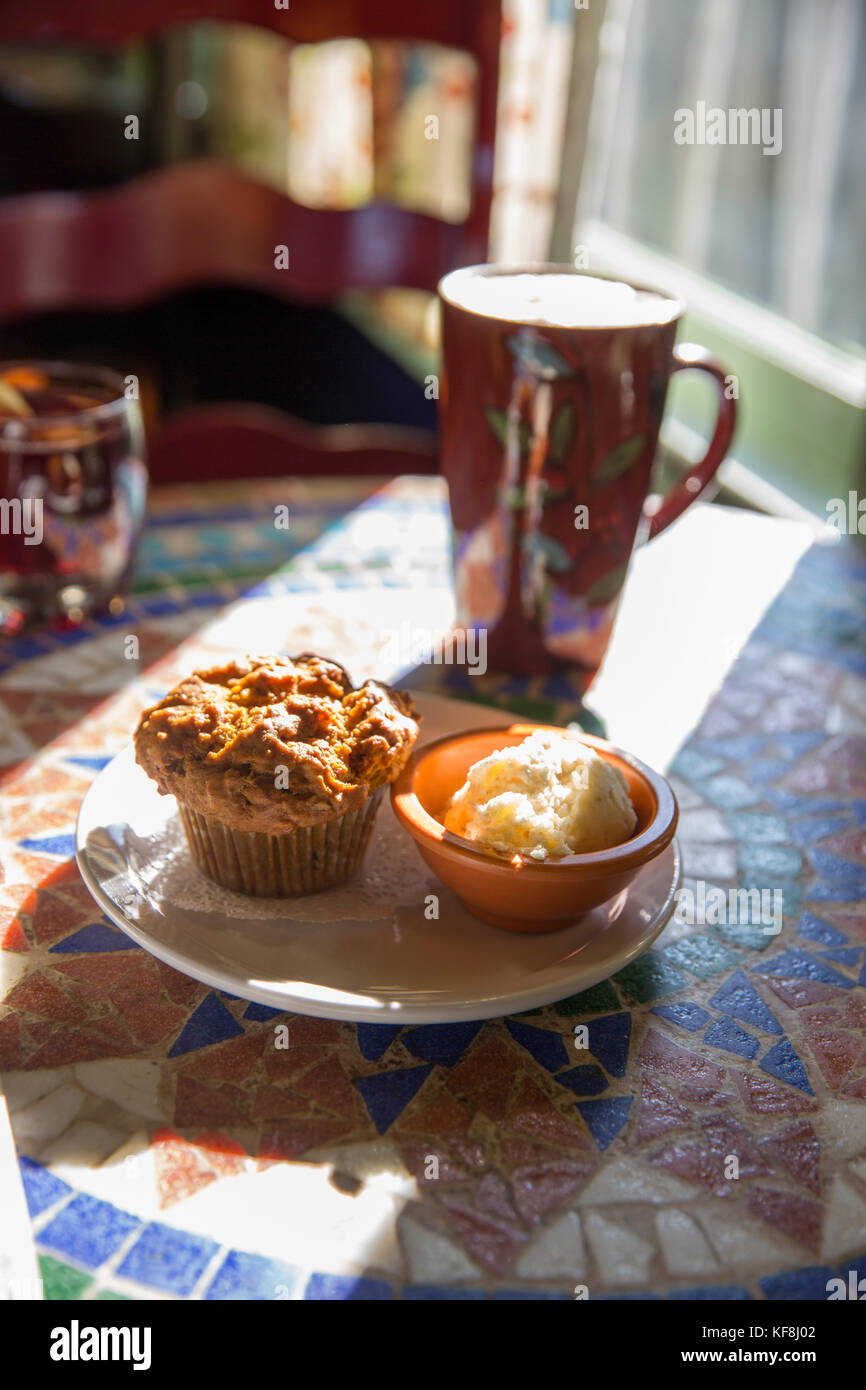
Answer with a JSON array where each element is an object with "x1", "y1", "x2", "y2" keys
[{"x1": 438, "y1": 264, "x2": 737, "y2": 679}]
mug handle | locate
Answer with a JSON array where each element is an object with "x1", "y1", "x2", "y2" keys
[{"x1": 646, "y1": 342, "x2": 737, "y2": 541}]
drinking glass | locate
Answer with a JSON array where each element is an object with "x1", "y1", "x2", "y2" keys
[{"x1": 0, "y1": 361, "x2": 148, "y2": 629}]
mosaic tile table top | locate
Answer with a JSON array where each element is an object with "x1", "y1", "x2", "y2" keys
[{"x1": 1, "y1": 476, "x2": 865, "y2": 1301}]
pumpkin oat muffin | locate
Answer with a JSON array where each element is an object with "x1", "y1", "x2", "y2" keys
[{"x1": 134, "y1": 653, "x2": 419, "y2": 896}]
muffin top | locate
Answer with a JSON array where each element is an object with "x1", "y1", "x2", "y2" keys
[{"x1": 134, "y1": 654, "x2": 420, "y2": 832}]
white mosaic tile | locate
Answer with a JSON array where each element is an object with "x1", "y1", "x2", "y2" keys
[
  {"x1": 655, "y1": 1208, "x2": 719, "y2": 1277},
  {"x1": 515, "y1": 1210, "x2": 586, "y2": 1280},
  {"x1": 583, "y1": 1212, "x2": 654, "y2": 1286}
]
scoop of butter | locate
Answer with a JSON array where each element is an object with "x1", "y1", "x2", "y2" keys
[{"x1": 443, "y1": 730, "x2": 637, "y2": 860}]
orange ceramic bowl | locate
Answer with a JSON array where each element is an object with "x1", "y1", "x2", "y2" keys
[{"x1": 390, "y1": 723, "x2": 678, "y2": 933}]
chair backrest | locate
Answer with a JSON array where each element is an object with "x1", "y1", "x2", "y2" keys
[{"x1": 0, "y1": 0, "x2": 501, "y2": 319}]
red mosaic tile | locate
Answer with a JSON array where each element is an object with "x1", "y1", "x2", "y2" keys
[
  {"x1": 284, "y1": 1016, "x2": 340, "y2": 1045},
  {"x1": 396, "y1": 1090, "x2": 472, "y2": 1138},
  {"x1": 174, "y1": 1076, "x2": 250, "y2": 1129},
  {"x1": 803, "y1": 1023, "x2": 862, "y2": 1088},
  {"x1": 156, "y1": 961, "x2": 202, "y2": 1005},
  {"x1": 734, "y1": 1070, "x2": 817, "y2": 1115},
  {"x1": 5, "y1": 805, "x2": 74, "y2": 836},
  {"x1": 0, "y1": 916, "x2": 28, "y2": 951},
  {"x1": 763, "y1": 977, "x2": 847, "y2": 1009},
  {"x1": 154, "y1": 1130, "x2": 219, "y2": 1209},
  {"x1": 449, "y1": 1137, "x2": 487, "y2": 1170},
  {"x1": 182, "y1": 1033, "x2": 265, "y2": 1083},
  {"x1": 446, "y1": 1036, "x2": 523, "y2": 1122},
  {"x1": 264, "y1": 1044, "x2": 323, "y2": 1084},
  {"x1": 816, "y1": 826, "x2": 866, "y2": 865},
  {"x1": 441, "y1": 1202, "x2": 528, "y2": 1276},
  {"x1": 0, "y1": 759, "x2": 92, "y2": 796},
  {"x1": 507, "y1": 1076, "x2": 590, "y2": 1151},
  {"x1": 53, "y1": 955, "x2": 147, "y2": 998},
  {"x1": 841, "y1": 998, "x2": 866, "y2": 1029},
  {"x1": 258, "y1": 1116, "x2": 355, "y2": 1165},
  {"x1": 509, "y1": 1159, "x2": 594, "y2": 1225},
  {"x1": 635, "y1": 1077, "x2": 692, "y2": 1142},
  {"x1": 291, "y1": 1055, "x2": 357, "y2": 1119},
  {"x1": 251, "y1": 1087, "x2": 309, "y2": 1120},
  {"x1": 4, "y1": 971, "x2": 88, "y2": 1023},
  {"x1": 193, "y1": 1130, "x2": 246, "y2": 1176},
  {"x1": 679, "y1": 1083, "x2": 729, "y2": 1105},
  {"x1": 25, "y1": 1015, "x2": 138, "y2": 1068},
  {"x1": 748, "y1": 1187, "x2": 823, "y2": 1254},
  {"x1": 399, "y1": 1140, "x2": 468, "y2": 1186},
  {"x1": 116, "y1": 995, "x2": 187, "y2": 1047},
  {"x1": 472, "y1": 1171, "x2": 520, "y2": 1224},
  {"x1": 841, "y1": 1074, "x2": 866, "y2": 1099},
  {"x1": 639, "y1": 1027, "x2": 726, "y2": 1087},
  {"x1": 27, "y1": 892, "x2": 87, "y2": 946},
  {"x1": 778, "y1": 736, "x2": 866, "y2": 797},
  {"x1": 0, "y1": 1012, "x2": 26, "y2": 1069},
  {"x1": 651, "y1": 1114, "x2": 770, "y2": 1196},
  {"x1": 759, "y1": 1120, "x2": 820, "y2": 1194}
]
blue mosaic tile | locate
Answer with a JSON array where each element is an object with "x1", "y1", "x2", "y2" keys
[
  {"x1": 759, "y1": 1266, "x2": 835, "y2": 1300},
  {"x1": 65, "y1": 755, "x2": 113, "y2": 773},
  {"x1": 39, "y1": 1194, "x2": 141, "y2": 1270},
  {"x1": 739, "y1": 845, "x2": 803, "y2": 876},
  {"x1": 809, "y1": 851, "x2": 866, "y2": 890},
  {"x1": 17, "y1": 833, "x2": 76, "y2": 857},
  {"x1": 402, "y1": 1022, "x2": 482, "y2": 1068},
  {"x1": 356, "y1": 1024, "x2": 402, "y2": 1062},
  {"x1": 556, "y1": 1064, "x2": 608, "y2": 1096},
  {"x1": 743, "y1": 760, "x2": 791, "y2": 786},
  {"x1": 355, "y1": 1064, "x2": 433, "y2": 1133},
  {"x1": 592, "y1": 1292, "x2": 661, "y2": 1300},
  {"x1": 403, "y1": 1286, "x2": 487, "y2": 1300},
  {"x1": 117, "y1": 1223, "x2": 219, "y2": 1295},
  {"x1": 852, "y1": 800, "x2": 866, "y2": 827},
  {"x1": 584, "y1": 1011, "x2": 632, "y2": 1077},
  {"x1": 724, "y1": 812, "x2": 789, "y2": 844},
  {"x1": 759, "y1": 1039, "x2": 814, "y2": 1094},
  {"x1": 704, "y1": 1017, "x2": 760, "y2": 1058},
  {"x1": 701, "y1": 776, "x2": 760, "y2": 810},
  {"x1": 769, "y1": 793, "x2": 847, "y2": 814},
  {"x1": 806, "y1": 879, "x2": 864, "y2": 903},
  {"x1": 773, "y1": 732, "x2": 826, "y2": 758},
  {"x1": 305, "y1": 1273, "x2": 394, "y2": 1300},
  {"x1": 753, "y1": 949, "x2": 854, "y2": 989},
  {"x1": 492, "y1": 1289, "x2": 572, "y2": 1300},
  {"x1": 662, "y1": 935, "x2": 740, "y2": 980},
  {"x1": 205, "y1": 1250, "x2": 301, "y2": 1300},
  {"x1": 651, "y1": 1002, "x2": 711, "y2": 1032},
  {"x1": 243, "y1": 1002, "x2": 285, "y2": 1022},
  {"x1": 797, "y1": 911, "x2": 849, "y2": 946},
  {"x1": 669, "y1": 1286, "x2": 751, "y2": 1300},
  {"x1": 816, "y1": 948, "x2": 862, "y2": 967},
  {"x1": 19, "y1": 1156, "x2": 72, "y2": 1217},
  {"x1": 49, "y1": 922, "x2": 140, "y2": 954},
  {"x1": 576, "y1": 1096, "x2": 632, "y2": 1150},
  {"x1": 669, "y1": 749, "x2": 725, "y2": 781},
  {"x1": 708, "y1": 969, "x2": 782, "y2": 1034},
  {"x1": 505, "y1": 1020, "x2": 570, "y2": 1073},
  {"x1": 167, "y1": 993, "x2": 245, "y2": 1057},
  {"x1": 691, "y1": 735, "x2": 767, "y2": 759},
  {"x1": 790, "y1": 816, "x2": 851, "y2": 846}
]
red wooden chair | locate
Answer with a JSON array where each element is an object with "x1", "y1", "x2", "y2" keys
[{"x1": 0, "y1": 0, "x2": 501, "y2": 480}]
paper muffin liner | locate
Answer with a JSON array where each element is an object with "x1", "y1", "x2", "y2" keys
[{"x1": 177, "y1": 790, "x2": 383, "y2": 897}]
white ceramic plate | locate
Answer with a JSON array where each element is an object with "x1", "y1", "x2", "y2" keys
[{"x1": 75, "y1": 692, "x2": 680, "y2": 1023}]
